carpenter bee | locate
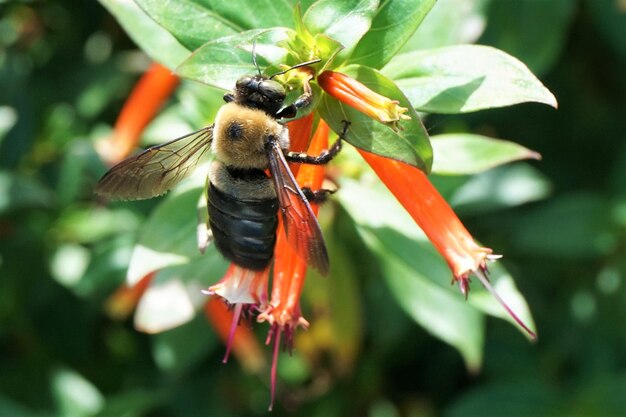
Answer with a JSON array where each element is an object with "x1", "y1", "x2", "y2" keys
[{"x1": 95, "y1": 58, "x2": 343, "y2": 275}]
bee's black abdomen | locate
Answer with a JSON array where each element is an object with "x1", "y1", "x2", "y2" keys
[{"x1": 208, "y1": 182, "x2": 278, "y2": 270}]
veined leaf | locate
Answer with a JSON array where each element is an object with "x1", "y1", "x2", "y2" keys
[
  {"x1": 431, "y1": 133, "x2": 541, "y2": 175},
  {"x1": 202, "y1": 0, "x2": 296, "y2": 29},
  {"x1": 134, "y1": 0, "x2": 241, "y2": 50},
  {"x1": 400, "y1": 0, "x2": 489, "y2": 52},
  {"x1": 100, "y1": 0, "x2": 190, "y2": 69},
  {"x1": 337, "y1": 178, "x2": 537, "y2": 344},
  {"x1": 350, "y1": 0, "x2": 436, "y2": 68},
  {"x1": 303, "y1": 0, "x2": 379, "y2": 61},
  {"x1": 383, "y1": 45, "x2": 558, "y2": 113},
  {"x1": 176, "y1": 28, "x2": 294, "y2": 90},
  {"x1": 362, "y1": 227, "x2": 485, "y2": 371}
]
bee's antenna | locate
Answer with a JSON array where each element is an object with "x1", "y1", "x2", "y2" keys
[
  {"x1": 269, "y1": 58, "x2": 321, "y2": 79},
  {"x1": 252, "y1": 41, "x2": 262, "y2": 76}
]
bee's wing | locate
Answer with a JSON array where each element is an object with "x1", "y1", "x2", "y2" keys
[
  {"x1": 96, "y1": 126, "x2": 214, "y2": 200},
  {"x1": 267, "y1": 139, "x2": 329, "y2": 276}
]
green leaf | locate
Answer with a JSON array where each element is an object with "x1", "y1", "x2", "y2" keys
[
  {"x1": 51, "y1": 367, "x2": 105, "y2": 417},
  {"x1": 365, "y1": 227, "x2": 485, "y2": 370},
  {"x1": 335, "y1": 179, "x2": 484, "y2": 367},
  {"x1": 337, "y1": 178, "x2": 537, "y2": 343},
  {"x1": 0, "y1": 396, "x2": 37, "y2": 417},
  {"x1": 587, "y1": 0, "x2": 626, "y2": 63},
  {"x1": 99, "y1": 0, "x2": 190, "y2": 69},
  {"x1": 176, "y1": 28, "x2": 294, "y2": 90},
  {"x1": 479, "y1": 0, "x2": 575, "y2": 75},
  {"x1": 400, "y1": 0, "x2": 489, "y2": 52},
  {"x1": 448, "y1": 164, "x2": 552, "y2": 214},
  {"x1": 383, "y1": 45, "x2": 558, "y2": 113},
  {"x1": 509, "y1": 193, "x2": 615, "y2": 259},
  {"x1": 134, "y1": 0, "x2": 241, "y2": 51},
  {"x1": 0, "y1": 106, "x2": 17, "y2": 146},
  {"x1": 468, "y1": 262, "x2": 536, "y2": 338},
  {"x1": 0, "y1": 170, "x2": 55, "y2": 214},
  {"x1": 95, "y1": 389, "x2": 166, "y2": 417},
  {"x1": 134, "y1": 247, "x2": 227, "y2": 333},
  {"x1": 301, "y1": 215, "x2": 364, "y2": 373},
  {"x1": 202, "y1": 0, "x2": 296, "y2": 29},
  {"x1": 126, "y1": 186, "x2": 204, "y2": 285},
  {"x1": 349, "y1": 0, "x2": 436, "y2": 69},
  {"x1": 336, "y1": 177, "x2": 487, "y2": 368},
  {"x1": 318, "y1": 65, "x2": 432, "y2": 172},
  {"x1": 446, "y1": 381, "x2": 560, "y2": 417},
  {"x1": 151, "y1": 315, "x2": 217, "y2": 374},
  {"x1": 303, "y1": 0, "x2": 379, "y2": 60},
  {"x1": 431, "y1": 133, "x2": 541, "y2": 175}
]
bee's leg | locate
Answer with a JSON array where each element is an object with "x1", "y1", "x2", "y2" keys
[
  {"x1": 223, "y1": 92, "x2": 235, "y2": 103},
  {"x1": 276, "y1": 77, "x2": 314, "y2": 119},
  {"x1": 302, "y1": 187, "x2": 336, "y2": 204},
  {"x1": 286, "y1": 139, "x2": 341, "y2": 165},
  {"x1": 286, "y1": 120, "x2": 350, "y2": 165}
]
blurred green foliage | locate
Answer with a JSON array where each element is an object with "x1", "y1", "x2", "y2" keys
[{"x1": 1, "y1": 0, "x2": 625, "y2": 416}]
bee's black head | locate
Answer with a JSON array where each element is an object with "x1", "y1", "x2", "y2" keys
[{"x1": 231, "y1": 74, "x2": 286, "y2": 116}]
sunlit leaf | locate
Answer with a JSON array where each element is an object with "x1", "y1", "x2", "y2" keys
[
  {"x1": 176, "y1": 28, "x2": 293, "y2": 89},
  {"x1": 448, "y1": 163, "x2": 552, "y2": 214},
  {"x1": 202, "y1": 0, "x2": 296, "y2": 29},
  {"x1": 350, "y1": 0, "x2": 436, "y2": 68},
  {"x1": 431, "y1": 133, "x2": 541, "y2": 175},
  {"x1": 133, "y1": 248, "x2": 227, "y2": 333},
  {"x1": 127, "y1": 187, "x2": 204, "y2": 285},
  {"x1": 51, "y1": 368, "x2": 105, "y2": 417},
  {"x1": 134, "y1": 277, "x2": 197, "y2": 333},
  {"x1": 99, "y1": 0, "x2": 190, "y2": 69},
  {"x1": 0, "y1": 106, "x2": 17, "y2": 146},
  {"x1": 401, "y1": 0, "x2": 489, "y2": 52},
  {"x1": 134, "y1": 0, "x2": 241, "y2": 50},
  {"x1": 303, "y1": 0, "x2": 379, "y2": 61},
  {"x1": 383, "y1": 45, "x2": 558, "y2": 113}
]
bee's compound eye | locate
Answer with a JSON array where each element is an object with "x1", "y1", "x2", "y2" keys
[
  {"x1": 259, "y1": 80, "x2": 286, "y2": 100},
  {"x1": 236, "y1": 76, "x2": 253, "y2": 88}
]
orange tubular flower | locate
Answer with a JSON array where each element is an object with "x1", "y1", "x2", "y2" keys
[
  {"x1": 318, "y1": 70, "x2": 410, "y2": 131},
  {"x1": 320, "y1": 70, "x2": 535, "y2": 339},
  {"x1": 286, "y1": 113, "x2": 315, "y2": 155},
  {"x1": 360, "y1": 150, "x2": 535, "y2": 339},
  {"x1": 257, "y1": 120, "x2": 330, "y2": 410},
  {"x1": 97, "y1": 63, "x2": 179, "y2": 165}
]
